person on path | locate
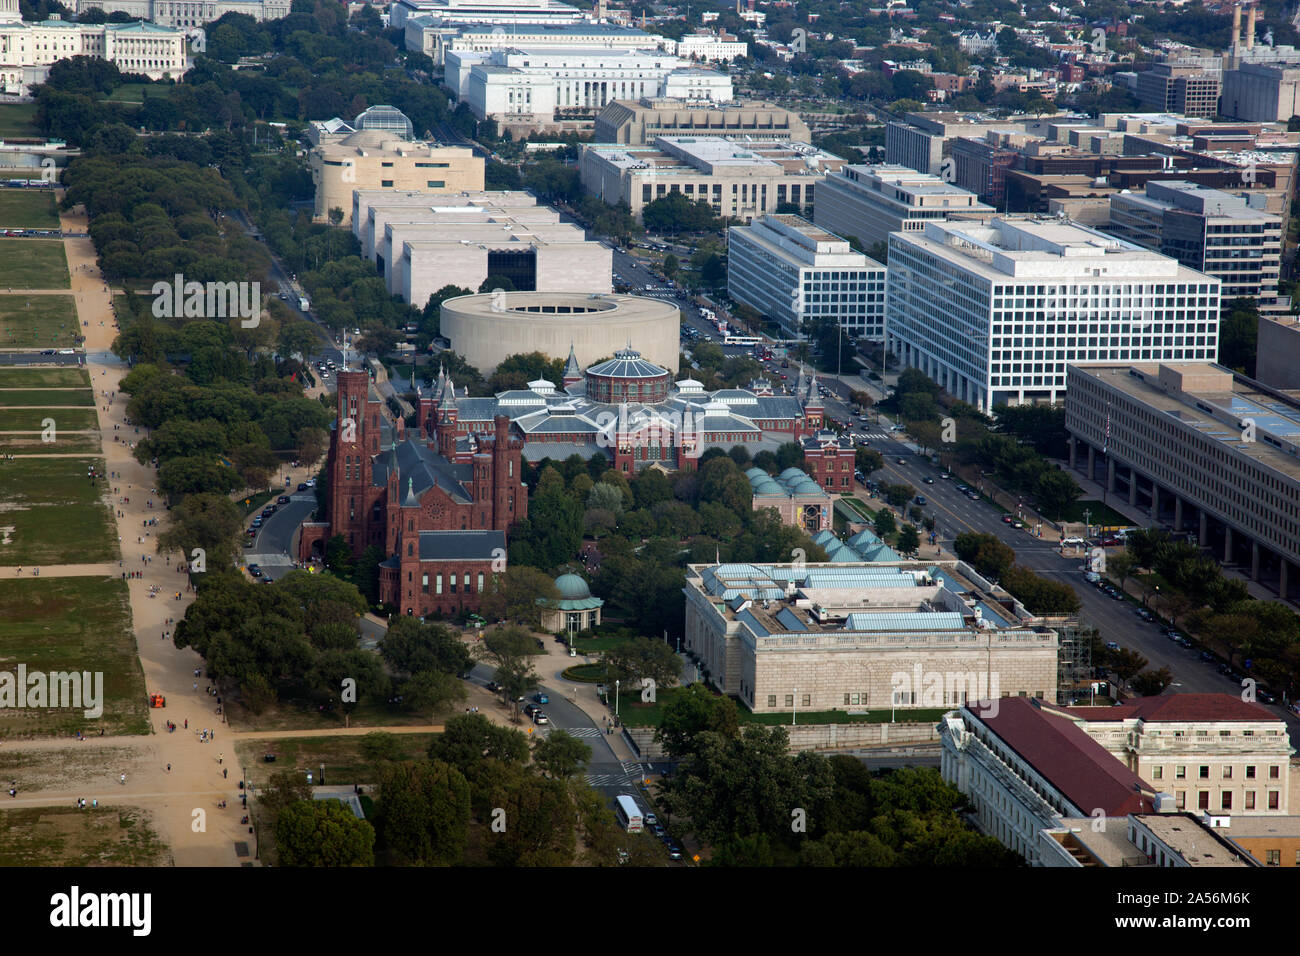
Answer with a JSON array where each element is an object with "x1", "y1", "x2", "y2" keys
[
  {"x1": 166, "y1": 764, "x2": 171, "y2": 773},
  {"x1": 119, "y1": 774, "x2": 125, "y2": 785}
]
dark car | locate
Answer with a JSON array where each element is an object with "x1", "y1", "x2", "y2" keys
[
  {"x1": 915, "y1": 496, "x2": 927, "y2": 506},
  {"x1": 486, "y1": 680, "x2": 501, "y2": 693},
  {"x1": 277, "y1": 495, "x2": 290, "y2": 504},
  {"x1": 1200, "y1": 651, "x2": 1216, "y2": 662},
  {"x1": 297, "y1": 482, "x2": 309, "y2": 491},
  {"x1": 249, "y1": 567, "x2": 263, "y2": 578},
  {"x1": 533, "y1": 692, "x2": 549, "y2": 704},
  {"x1": 523, "y1": 703, "x2": 537, "y2": 717},
  {"x1": 1258, "y1": 690, "x2": 1277, "y2": 705},
  {"x1": 40, "y1": 349, "x2": 55, "y2": 355},
  {"x1": 922, "y1": 476, "x2": 934, "y2": 484}
]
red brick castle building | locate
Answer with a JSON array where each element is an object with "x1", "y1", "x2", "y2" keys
[{"x1": 299, "y1": 369, "x2": 529, "y2": 618}]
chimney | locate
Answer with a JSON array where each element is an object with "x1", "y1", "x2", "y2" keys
[
  {"x1": 1232, "y1": 3, "x2": 1242, "y2": 48},
  {"x1": 1246, "y1": 6, "x2": 1257, "y2": 49}
]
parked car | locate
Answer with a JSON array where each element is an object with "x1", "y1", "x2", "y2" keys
[
  {"x1": 1105, "y1": 641, "x2": 1120, "y2": 651},
  {"x1": 667, "y1": 845, "x2": 683, "y2": 861},
  {"x1": 1002, "y1": 515, "x2": 1014, "y2": 524},
  {"x1": 533, "y1": 710, "x2": 548, "y2": 725},
  {"x1": 533, "y1": 692, "x2": 549, "y2": 704},
  {"x1": 486, "y1": 680, "x2": 501, "y2": 693},
  {"x1": 297, "y1": 482, "x2": 308, "y2": 491},
  {"x1": 277, "y1": 495, "x2": 290, "y2": 504},
  {"x1": 1200, "y1": 651, "x2": 1216, "y2": 662}
]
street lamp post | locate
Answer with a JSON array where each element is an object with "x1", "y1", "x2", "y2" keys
[{"x1": 615, "y1": 679, "x2": 620, "y2": 719}]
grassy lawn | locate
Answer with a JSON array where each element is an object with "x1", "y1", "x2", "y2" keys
[
  {"x1": 0, "y1": 190, "x2": 58, "y2": 228},
  {"x1": 0, "y1": 433, "x2": 101, "y2": 455},
  {"x1": 0, "y1": 806, "x2": 169, "y2": 865},
  {"x1": 234, "y1": 732, "x2": 439, "y2": 790},
  {"x1": 0, "y1": 295, "x2": 78, "y2": 348},
  {"x1": 0, "y1": 388, "x2": 92, "y2": 407},
  {"x1": 0, "y1": 103, "x2": 39, "y2": 139},
  {"x1": 104, "y1": 84, "x2": 152, "y2": 104},
  {"x1": 0, "y1": 367, "x2": 89, "y2": 388},
  {"x1": 1055, "y1": 499, "x2": 1134, "y2": 528},
  {"x1": 0, "y1": 457, "x2": 118, "y2": 565},
  {"x1": 0, "y1": 241, "x2": 70, "y2": 289},
  {"x1": 0, "y1": 576, "x2": 148, "y2": 737},
  {"x1": 0, "y1": 408, "x2": 97, "y2": 430}
]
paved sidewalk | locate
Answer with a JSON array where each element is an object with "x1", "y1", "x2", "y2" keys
[
  {"x1": 1057, "y1": 459, "x2": 1291, "y2": 607},
  {"x1": 534, "y1": 640, "x2": 641, "y2": 763}
]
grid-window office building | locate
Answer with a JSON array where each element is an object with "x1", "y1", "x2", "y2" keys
[
  {"x1": 1065, "y1": 362, "x2": 1300, "y2": 603},
  {"x1": 813, "y1": 164, "x2": 995, "y2": 251},
  {"x1": 727, "y1": 215, "x2": 887, "y2": 340},
  {"x1": 885, "y1": 217, "x2": 1220, "y2": 411},
  {"x1": 1107, "y1": 180, "x2": 1284, "y2": 311}
]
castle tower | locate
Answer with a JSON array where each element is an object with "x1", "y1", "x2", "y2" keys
[
  {"x1": 331, "y1": 370, "x2": 373, "y2": 553},
  {"x1": 385, "y1": 444, "x2": 401, "y2": 556},
  {"x1": 803, "y1": 370, "x2": 824, "y2": 432},
  {"x1": 436, "y1": 377, "x2": 459, "y2": 460},
  {"x1": 398, "y1": 477, "x2": 422, "y2": 614},
  {"x1": 490, "y1": 414, "x2": 522, "y2": 531},
  {"x1": 562, "y1": 343, "x2": 583, "y2": 389}
]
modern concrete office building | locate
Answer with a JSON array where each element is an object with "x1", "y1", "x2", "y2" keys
[
  {"x1": 1107, "y1": 180, "x2": 1283, "y2": 310},
  {"x1": 813, "y1": 164, "x2": 995, "y2": 251},
  {"x1": 309, "y1": 107, "x2": 483, "y2": 225},
  {"x1": 1064, "y1": 362, "x2": 1300, "y2": 602},
  {"x1": 1136, "y1": 62, "x2": 1222, "y2": 118},
  {"x1": 682, "y1": 560, "x2": 1059, "y2": 715},
  {"x1": 727, "y1": 214, "x2": 887, "y2": 340},
  {"x1": 593, "y1": 97, "x2": 809, "y2": 145},
  {"x1": 1256, "y1": 313, "x2": 1300, "y2": 388},
  {"x1": 350, "y1": 190, "x2": 611, "y2": 308},
  {"x1": 885, "y1": 217, "x2": 1220, "y2": 410},
  {"x1": 580, "y1": 137, "x2": 844, "y2": 221},
  {"x1": 1222, "y1": 60, "x2": 1300, "y2": 121},
  {"x1": 884, "y1": 111, "x2": 1074, "y2": 176}
]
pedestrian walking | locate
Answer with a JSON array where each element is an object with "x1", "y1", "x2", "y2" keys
[
  {"x1": 223, "y1": 768, "x2": 228, "y2": 779},
  {"x1": 218, "y1": 753, "x2": 223, "y2": 764},
  {"x1": 166, "y1": 763, "x2": 171, "y2": 773},
  {"x1": 119, "y1": 774, "x2": 125, "y2": 785}
]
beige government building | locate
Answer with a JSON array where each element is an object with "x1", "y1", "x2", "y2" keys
[
  {"x1": 1065, "y1": 362, "x2": 1300, "y2": 603},
  {"x1": 593, "y1": 97, "x2": 810, "y2": 145},
  {"x1": 309, "y1": 106, "x2": 483, "y2": 225},
  {"x1": 683, "y1": 560, "x2": 1060, "y2": 714},
  {"x1": 350, "y1": 190, "x2": 611, "y2": 309}
]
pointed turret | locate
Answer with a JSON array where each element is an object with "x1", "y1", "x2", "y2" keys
[
  {"x1": 806, "y1": 370, "x2": 821, "y2": 407},
  {"x1": 562, "y1": 342, "x2": 582, "y2": 388},
  {"x1": 403, "y1": 476, "x2": 419, "y2": 508},
  {"x1": 794, "y1": 366, "x2": 806, "y2": 397}
]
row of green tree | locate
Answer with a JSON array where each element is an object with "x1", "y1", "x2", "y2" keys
[
  {"x1": 652, "y1": 685, "x2": 1021, "y2": 866},
  {"x1": 952, "y1": 532, "x2": 1082, "y2": 615},
  {"x1": 885, "y1": 368, "x2": 1084, "y2": 520}
]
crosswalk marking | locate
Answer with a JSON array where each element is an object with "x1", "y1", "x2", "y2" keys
[{"x1": 568, "y1": 727, "x2": 602, "y2": 738}]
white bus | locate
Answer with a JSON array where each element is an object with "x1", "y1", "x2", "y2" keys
[
  {"x1": 723, "y1": 333, "x2": 761, "y2": 346},
  {"x1": 615, "y1": 794, "x2": 644, "y2": 833}
]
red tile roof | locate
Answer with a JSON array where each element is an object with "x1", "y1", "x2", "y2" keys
[
  {"x1": 970, "y1": 697, "x2": 1152, "y2": 816},
  {"x1": 1063, "y1": 694, "x2": 1276, "y2": 723}
]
